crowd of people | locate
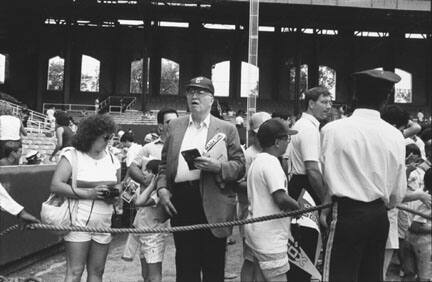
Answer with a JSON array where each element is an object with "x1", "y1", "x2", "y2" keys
[{"x1": 0, "y1": 69, "x2": 431, "y2": 282}]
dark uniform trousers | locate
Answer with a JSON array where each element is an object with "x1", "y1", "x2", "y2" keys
[
  {"x1": 171, "y1": 181, "x2": 226, "y2": 282},
  {"x1": 323, "y1": 197, "x2": 389, "y2": 282}
]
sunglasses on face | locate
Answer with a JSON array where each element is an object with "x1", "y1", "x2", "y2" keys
[
  {"x1": 277, "y1": 135, "x2": 291, "y2": 142},
  {"x1": 186, "y1": 89, "x2": 212, "y2": 96},
  {"x1": 102, "y1": 134, "x2": 114, "y2": 141}
]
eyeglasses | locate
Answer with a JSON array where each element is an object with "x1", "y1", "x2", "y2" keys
[
  {"x1": 186, "y1": 89, "x2": 212, "y2": 96},
  {"x1": 277, "y1": 135, "x2": 291, "y2": 142},
  {"x1": 102, "y1": 134, "x2": 114, "y2": 141}
]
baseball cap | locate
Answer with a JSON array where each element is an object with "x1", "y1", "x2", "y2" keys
[
  {"x1": 258, "y1": 118, "x2": 298, "y2": 137},
  {"x1": 26, "y1": 150, "x2": 42, "y2": 164},
  {"x1": 185, "y1": 76, "x2": 215, "y2": 94},
  {"x1": 257, "y1": 118, "x2": 298, "y2": 148},
  {"x1": 352, "y1": 69, "x2": 401, "y2": 84},
  {"x1": 249, "y1": 112, "x2": 272, "y2": 133}
]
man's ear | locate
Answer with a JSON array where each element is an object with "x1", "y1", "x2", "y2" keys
[
  {"x1": 274, "y1": 138, "x2": 281, "y2": 148},
  {"x1": 308, "y1": 99, "x2": 315, "y2": 110}
]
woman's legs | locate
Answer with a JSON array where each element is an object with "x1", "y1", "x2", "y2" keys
[
  {"x1": 86, "y1": 241, "x2": 110, "y2": 282},
  {"x1": 65, "y1": 241, "x2": 91, "y2": 282}
]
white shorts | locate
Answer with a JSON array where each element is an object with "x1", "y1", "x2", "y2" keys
[
  {"x1": 138, "y1": 233, "x2": 167, "y2": 263},
  {"x1": 64, "y1": 208, "x2": 112, "y2": 245},
  {"x1": 244, "y1": 243, "x2": 290, "y2": 280}
]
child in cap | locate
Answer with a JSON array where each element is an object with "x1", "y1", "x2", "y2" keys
[
  {"x1": 122, "y1": 159, "x2": 168, "y2": 282},
  {"x1": 242, "y1": 118, "x2": 299, "y2": 282},
  {"x1": 398, "y1": 143, "x2": 425, "y2": 277},
  {"x1": 404, "y1": 168, "x2": 432, "y2": 281}
]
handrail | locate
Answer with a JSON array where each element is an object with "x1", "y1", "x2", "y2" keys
[
  {"x1": 24, "y1": 118, "x2": 53, "y2": 134},
  {"x1": 99, "y1": 97, "x2": 109, "y2": 111},
  {"x1": 125, "y1": 97, "x2": 136, "y2": 110},
  {"x1": 0, "y1": 99, "x2": 47, "y2": 122},
  {"x1": 109, "y1": 105, "x2": 122, "y2": 112},
  {"x1": 42, "y1": 103, "x2": 97, "y2": 113}
]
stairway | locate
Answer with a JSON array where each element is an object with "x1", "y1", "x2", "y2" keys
[{"x1": 21, "y1": 132, "x2": 56, "y2": 162}]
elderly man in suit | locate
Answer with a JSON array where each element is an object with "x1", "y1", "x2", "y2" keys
[{"x1": 157, "y1": 76, "x2": 245, "y2": 282}]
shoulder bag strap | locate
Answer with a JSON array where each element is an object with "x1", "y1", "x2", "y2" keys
[
  {"x1": 68, "y1": 148, "x2": 79, "y2": 225},
  {"x1": 69, "y1": 148, "x2": 95, "y2": 226},
  {"x1": 107, "y1": 149, "x2": 114, "y2": 164},
  {"x1": 69, "y1": 148, "x2": 80, "y2": 198},
  {"x1": 85, "y1": 200, "x2": 95, "y2": 227}
]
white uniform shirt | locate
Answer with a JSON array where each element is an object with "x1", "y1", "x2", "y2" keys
[
  {"x1": 245, "y1": 152, "x2": 290, "y2": 254},
  {"x1": 320, "y1": 109, "x2": 407, "y2": 208},
  {"x1": 0, "y1": 115, "x2": 21, "y2": 140},
  {"x1": 0, "y1": 183, "x2": 24, "y2": 216},
  {"x1": 175, "y1": 114, "x2": 210, "y2": 183},
  {"x1": 133, "y1": 139, "x2": 164, "y2": 166},
  {"x1": 286, "y1": 112, "x2": 321, "y2": 175},
  {"x1": 124, "y1": 142, "x2": 142, "y2": 167}
]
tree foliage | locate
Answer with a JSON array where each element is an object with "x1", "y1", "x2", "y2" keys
[
  {"x1": 130, "y1": 59, "x2": 143, "y2": 94},
  {"x1": 319, "y1": 65, "x2": 336, "y2": 99},
  {"x1": 47, "y1": 57, "x2": 64, "y2": 91},
  {"x1": 289, "y1": 64, "x2": 308, "y2": 98},
  {"x1": 160, "y1": 59, "x2": 179, "y2": 95},
  {"x1": 80, "y1": 56, "x2": 100, "y2": 92}
]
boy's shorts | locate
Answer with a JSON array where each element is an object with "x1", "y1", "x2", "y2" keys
[
  {"x1": 244, "y1": 243, "x2": 290, "y2": 280},
  {"x1": 138, "y1": 233, "x2": 167, "y2": 263}
]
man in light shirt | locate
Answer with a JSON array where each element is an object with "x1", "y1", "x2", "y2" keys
[
  {"x1": 321, "y1": 69, "x2": 407, "y2": 282},
  {"x1": 157, "y1": 77, "x2": 245, "y2": 282},
  {"x1": 128, "y1": 108, "x2": 178, "y2": 184},
  {"x1": 120, "y1": 131, "x2": 142, "y2": 168},
  {"x1": 284, "y1": 87, "x2": 331, "y2": 282},
  {"x1": 0, "y1": 183, "x2": 40, "y2": 224}
]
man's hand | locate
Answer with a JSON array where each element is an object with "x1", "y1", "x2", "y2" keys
[
  {"x1": 194, "y1": 156, "x2": 221, "y2": 173},
  {"x1": 17, "y1": 210, "x2": 41, "y2": 225},
  {"x1": 158, "y1": 188, "x2": 177, "y2": 217},
  {"x1": 418, "y1": 191, "x2": 432, "y2": 208}
]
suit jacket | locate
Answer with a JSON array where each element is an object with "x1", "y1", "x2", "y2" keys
[{"x1": 157, "y1": 114, "x2": 245, "y2": 238}]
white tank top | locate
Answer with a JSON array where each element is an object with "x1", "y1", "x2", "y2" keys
[
  {"x1": 60, "y1": 148, "x2": 121, "y2": 215},
  {"x1": 0, "y1": 115, "x2": 21, "y2": 140}
]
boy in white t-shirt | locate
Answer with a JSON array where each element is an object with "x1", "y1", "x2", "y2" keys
[{"x1": 242, "y1": 118, "x2": 299, "y2": 282}]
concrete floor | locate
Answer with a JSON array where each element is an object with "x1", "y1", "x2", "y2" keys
[
  {"x1": 7, "y1": 231, "x2": 243, "y2": 282},
  {"x1": 6, "y1": 229, "x2": 401, "y2": 282}
]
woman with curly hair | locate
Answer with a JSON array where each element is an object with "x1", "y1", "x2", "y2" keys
[
  {"x1": 50, "y1": 114, "x2": 121, "y2": 282},
  {"x1": 49, "y1": 111, "x2": 75, "y2": 162}
]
